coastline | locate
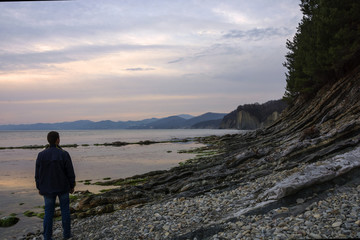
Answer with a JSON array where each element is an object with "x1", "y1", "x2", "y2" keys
[
  {"x1": 18, "y1": 131, "x2": 360, "y2": 239},
  {"x1": 1, "y1": 130, "x2": 235, "y2": 239},
  {"x1": 20, "y1": 140, "x2": 360, "y2": 239}
]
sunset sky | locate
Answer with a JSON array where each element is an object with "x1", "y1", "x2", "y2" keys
[{"x1": 0, "y1": 0, "x2": 302, "y2": 124}]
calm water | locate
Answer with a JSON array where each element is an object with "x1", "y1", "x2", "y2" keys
[{"x1": 0, "y1": 129, "x2": 241, "y2": 237}]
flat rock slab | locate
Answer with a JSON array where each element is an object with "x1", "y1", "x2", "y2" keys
[{"x1": 259, "y1": 146, "x2": 360, "y2": 201}]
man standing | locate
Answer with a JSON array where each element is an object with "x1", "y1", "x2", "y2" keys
[{"x1": 35, "y1": 131, "x2": 76, "y2": 240}]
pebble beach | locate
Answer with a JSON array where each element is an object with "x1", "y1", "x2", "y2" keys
[{"x1": 23, "y1": 165, "x2": 360, "y2": 240}]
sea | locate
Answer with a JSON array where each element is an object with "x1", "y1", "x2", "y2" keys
[{"x1": 0, "y1": 129, "x2": 241, "y2": 238}]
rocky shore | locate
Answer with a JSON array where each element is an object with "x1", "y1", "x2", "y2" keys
[
  {"x1": 21, "y1": 65, "x2": 360, "y2": 239},
  {"x1": 25, "y1": 167, "x2": 360, "y2": 239}
]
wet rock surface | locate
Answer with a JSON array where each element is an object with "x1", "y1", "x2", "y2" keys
[
  {"x1": 21, "y1": 66, "x2": 360, "y2": 239},
  {"x1": 0, "y1": 216, "x2": 20, "y2": 228}
]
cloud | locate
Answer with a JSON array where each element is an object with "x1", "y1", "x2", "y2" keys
[
  {"x1": 0, "y1": 43, "x2": 175, "y2": 71},
  {"x1": 223, "y1": 27, "x2": 292, "y2": 41},
  {"x1": 125, "y1": 67, "x2": 155, "y2": 71},
  {"x1": 167, "y1": 43, "x2": 243, "y2": 66},
  {"x1": 168, "y1": 58, "x2": 184, "y2": 64},
  {"x1": 0, "y1": 0, "x2": 303, "y2": 124}
]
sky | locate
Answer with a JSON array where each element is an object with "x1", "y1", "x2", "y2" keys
[{"x1": 0, "y1": 0, "x2": 302, "y2": 124}]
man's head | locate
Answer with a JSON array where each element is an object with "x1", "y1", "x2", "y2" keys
[{"x1": 47, "y1": 131, "x2": 60, "y2": 145}]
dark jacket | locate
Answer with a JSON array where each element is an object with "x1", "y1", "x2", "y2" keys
[{"x1": 35, "y1": 145, "x2": 76, "y2": 196}]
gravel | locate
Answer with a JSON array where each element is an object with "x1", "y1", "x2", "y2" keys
[{"x1": 21, "y1": 169, "x2": 360, "y2": 240}]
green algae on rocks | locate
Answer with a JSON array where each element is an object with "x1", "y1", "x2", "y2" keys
[{"x1": 0, "y1": 216, "x2": 19, "y2": 227}]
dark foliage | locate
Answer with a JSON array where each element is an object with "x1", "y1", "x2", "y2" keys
[{"x1": 284, "y1": 0, "x2": 360, "y2": 102}]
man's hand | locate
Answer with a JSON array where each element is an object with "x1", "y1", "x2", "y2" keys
[{"x1": 70, "y1": 188, "x2": 75, "y2": 194}]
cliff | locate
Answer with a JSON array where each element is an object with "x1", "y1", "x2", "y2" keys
[{"x1": 220, "y1": 99, "x2": 287, "y2": 130}]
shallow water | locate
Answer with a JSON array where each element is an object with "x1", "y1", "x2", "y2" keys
[{"x1": 0, "y1": 129, "x2": 241, "y2": 238}]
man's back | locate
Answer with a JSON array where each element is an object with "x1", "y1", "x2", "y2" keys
[
  {"x1": 35, "y1": 145, "x2": 75, "y2": 196},
  {"x1": 35, "y1": 131, "x2": 75, "y2": 240}
]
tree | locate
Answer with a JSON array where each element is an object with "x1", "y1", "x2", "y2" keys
[{"x1": 283, "y1": 0, "x2": 360, "y2": 103}]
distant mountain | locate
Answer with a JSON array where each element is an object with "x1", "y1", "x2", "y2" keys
[
  {"x1": 186, "y1": 112, "x2": 226, "y2": 127},
  {"x1": 141, "y1": 112, "x2": 227, "y2": 129},
  {"x1": 176, "y1": 114, "x2": 194, "y2": 120},
  {"x1": 191, "y1": 119, "x2": 223, "y2": 129},
  {"x1": 0, "y1": 113, "x2": 225, "y2": 130},
  {"x1": 142, "y1": 116, "x2": 188, "y2": 129},
  {"x1": 0, "y1": 118, "x2": 159, "y2": 130},
  {"x1": 0, "y1": 102, "x2": 289, "y2": 130}
]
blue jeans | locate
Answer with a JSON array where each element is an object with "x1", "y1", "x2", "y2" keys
[{"x1": 43, "y1": 192, "x2": 71, "y2": 240}]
